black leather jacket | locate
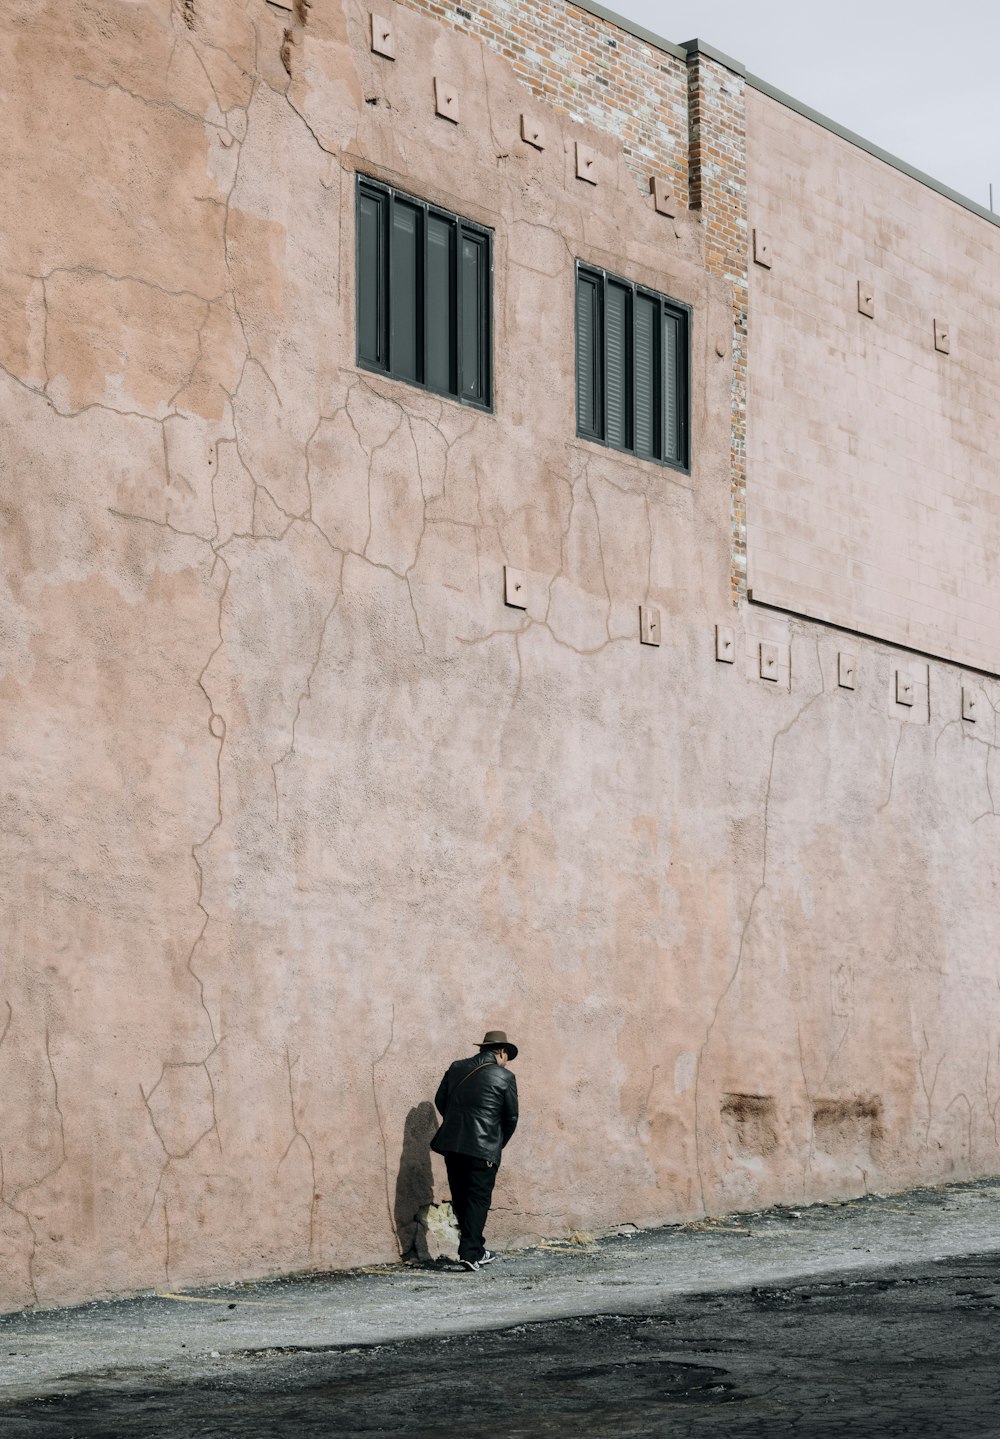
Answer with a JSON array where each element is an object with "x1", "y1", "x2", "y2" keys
[{"x1": 430, "y1": 1053, "x2": 518, "y2": 1165}]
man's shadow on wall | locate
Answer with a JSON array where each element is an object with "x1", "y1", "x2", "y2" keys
[{"x1": 393, "y1": 1101, "x2": 438, "y2": 1257}]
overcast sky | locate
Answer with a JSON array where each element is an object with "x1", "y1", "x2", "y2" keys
[{"x1": 608, "y1": 1, "x2": 1000, "y2": 211}]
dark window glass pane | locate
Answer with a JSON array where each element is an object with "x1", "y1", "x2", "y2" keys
[
  {"x1": 426, "y1": 214, "x2": 455, "y2": 395},
  {"x1": 605, "y1": 281, "x2": 630, "y2": 449},
  {"x1": 663, "y1": 310, "x2": 681, "y2": 465},
  {"x1": 634, "y1": 294, "x2": 659, "y2": 459},
  {"x1": 576, "y1": 273, "x2": 600, "y2": 437},
  {"x1": 357, "y1": 179, "x2": 491, "y2": 410},
  {"x1": 391, "y1": 200, "x2": 420, "y2": 382},
  {"x1": 460, "y1": 233, "x2": 485, "y2": 401},
  {"x1": 358, "y1": 190, "x2": 384, "y2": 369}
]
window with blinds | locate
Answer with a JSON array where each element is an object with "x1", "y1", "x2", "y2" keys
[
  {"x1": 575, "y1": 262, "x2": 689, "y2": 470},
  {"x1": 357, "y1": 176, "x2": 492, "y2": 410}
]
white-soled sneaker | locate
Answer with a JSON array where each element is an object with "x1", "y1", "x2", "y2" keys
[
  {"x1": 457, "y1": 1257, "x2": 480, "y2": 1272},
  {"x1": 478, "y1": 1250, "x2": 497, "y2": 1266}
]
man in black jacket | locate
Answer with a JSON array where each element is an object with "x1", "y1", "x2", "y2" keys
[{"x1": 430, "y1": 1029, "x2": 519, "y2": 1272}]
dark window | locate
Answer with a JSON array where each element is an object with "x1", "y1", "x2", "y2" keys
[
  {"x1": 575, "y1": 262, "x2": 689, "y2": 470},
  {"x1": 357, "y1": 176, "x2": 492, "y2": 409}
]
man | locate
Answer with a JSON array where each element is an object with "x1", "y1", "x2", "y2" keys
[{"x1": 430, "y1": 1029, "x2": 519, "y2": 1272}]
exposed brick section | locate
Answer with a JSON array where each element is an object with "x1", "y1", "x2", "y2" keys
[
  {"x1": 687, "y1": 49, "x2": 748, "y2": 605},
  {"x1": 393, "y1": 0, "x2": 690, "y2": 203},
  {"x1": 391, "y1": 1, "x2": 750, "y2": 602}
]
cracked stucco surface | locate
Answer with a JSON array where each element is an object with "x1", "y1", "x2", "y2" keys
[{"x1": 1, "y1": 0, "x2": 999, "y2": 1311}]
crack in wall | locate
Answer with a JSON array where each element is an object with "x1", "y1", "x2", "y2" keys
[
  {"x1": 947, "y1": 1091, "x2": 974, "y2": 1167},
  {"x1": 973, "y1": 744, "x2": 1000, "y2": 824},
  {"x1": 795, "y1": 1019, "x2": 816, "y2": 1198},
  {"x1": 692, "y1": 656, "x2": 828, "y2": 1211},
  {"x1": 491, "y1": 1206, "x2": 570, "y2": 1223},
  {"x1": 371, "y1": 1005, "x2": 398, "y2": 1253},
  {"x1": 7, "y1": 0, "x2": 1000, "y2": 1294},
  {"x1": 40, "y1": 261, "x2": 224, "y2": 305},
  {"x1": 185, "y1": 550, "x2": 231, "y2": 1050},
  {"x1": 986, "y1": 1022, "x2": 1000, "y2": 1148},
  {"x1": 918, "y1": 1029, "x2": 944, "y2": 1154},
  {"x1": 139, "y1": 1043, "x2": 224, "y2": 1162},
  {"x1": 638, "y1": 1063, "x2": 660, "y2": 1137},
  {"x1": 271, "y1": 593, "x2": 342, "y2": 822},
  {"x1": 584, "y1": 473, "x2": 613, "y2": 643},
  {"x1": 72, "y1": 73, "x2": 229, "y2": 131},
  {"x1": 279, "y1": 1046, "x2": 319, "y2": 1259},
  {"x1": 818, "y1": 1023, "x2": 851, "y2": 1096},
  {"x1": 877, "y1": 727, "x2": 904, "y2": 814},
  {"x1": 137, "y1": 1041, "x2": 224, "y2": 1280},
  {"x1": 0, "y1": 1027, "x2": 69, "y2": 1305}
]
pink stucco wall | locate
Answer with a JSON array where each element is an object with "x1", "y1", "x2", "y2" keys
[
  {"x1": 1, "y1": 0, "x2": 999, "y2": 1313},
  {"x1": 746, "y1": 86, "x2": 1000, "y2": 674}
]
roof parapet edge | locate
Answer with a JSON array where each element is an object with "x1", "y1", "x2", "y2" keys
[
  {"x1": 562, "y1": 1, "x2": 998, "y2": 230},
  {"x1": 567, "y1": 0, "x2": 686, "y2": 60},
  {"x1": 681, "y1": 37, "x2": 746, "y2": 76},
  {"x1": 746, "y1": 73, "x2": 1000, "y2": 229}
]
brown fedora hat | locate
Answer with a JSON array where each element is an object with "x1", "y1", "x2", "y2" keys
[{"x1": 478, "y1": 1029, "x2": 518, "y2": 1061}]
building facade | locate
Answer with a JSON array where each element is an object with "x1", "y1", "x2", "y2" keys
[{"x1": 1, "y1": 0, "x2": 999, "y2": 1310}]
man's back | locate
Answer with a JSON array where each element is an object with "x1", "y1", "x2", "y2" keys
[{"x1": 431, "y1": 1052, "x2": 518, "y2": 1165}]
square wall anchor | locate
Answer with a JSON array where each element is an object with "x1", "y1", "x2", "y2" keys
[
  {"x1": 370, "y1": 12, "x2": 395, "y2": 58},
  {"x1": 639, "y1": 606, "x2": 661, "y2": 647},
  {"x1": 895, "y1": 670, "x2": 914, "y2": 706},
  {"x1": 962, "y1": 685, "x2": 978, "y2": 722},
  {"x1": 520, "y1": 113, "x2": 545, "y2": 149},
  {"x1": 934, "y1": 319, "x2": 951, "y2": 354},
  {"x1": 759, "y1": 642, "x2": 780, "y2": 681},
  {"x1": 650, "y1": 176, "x2": 676, "y2": 217},
  {"x1": 715, "y1": 624, "x2": 735, "y2": 663},
  {"x1": 752, "y1": 229, "x2": 771, "y2": 268},
  {"x1": 857, "y1": 281, "x2": 875, "y2": 318},
  {"x1": 838, "y1": 652, "x2": 857, "y2": 689},
  {"x1": 504, "y1": 566, "x2": 527, "y2": 609},
  {"x1": 575, "y1": 142, "x2": 597, "y2": 184},
  {"x1": 434, "y1": 77, "x2": 459, "y2": 123}
]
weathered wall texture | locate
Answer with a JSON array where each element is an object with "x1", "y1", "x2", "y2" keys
[
  {"x1": 1, "y1": 0, "x2": 999, "y2": 1314},
  {"x1": 746, "y1": 85, "x2": 1000, "y2": 674}
]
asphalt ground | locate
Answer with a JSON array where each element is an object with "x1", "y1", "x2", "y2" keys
[{"x1": 3, "y1": 1179, "x2": 1000, "y2": 1436}]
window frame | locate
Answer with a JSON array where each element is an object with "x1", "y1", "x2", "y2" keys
[
  {"x1": 356, "y1": 174, "x2": 494, "y2": 412},
  {"x1": 574, "y1": 260, "x2": 691, "y2": 473}
]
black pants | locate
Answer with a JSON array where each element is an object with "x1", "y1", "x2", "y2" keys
[{"x1": 444, "y1": 1152, "x2": 498, "y2": 1262}]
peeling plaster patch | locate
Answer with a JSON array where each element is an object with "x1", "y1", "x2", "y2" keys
[
  {"x1": 721, "y1": 1094, "x2": 779, "y2": 1158},
  {"x1": 812, "y1": 1097, "x2": 883, "y2": 1159},
  {"x1": 674, "y1": 1052, "x2": 696, "y2": 1095},
  {"x1": 42, "y1": 269, "x2": 213, "y2": 420}
]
